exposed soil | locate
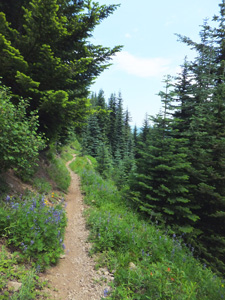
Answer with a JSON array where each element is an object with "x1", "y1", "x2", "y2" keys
[{"x1": 42, "y1": 156, "x2": 114, "y2": 300}]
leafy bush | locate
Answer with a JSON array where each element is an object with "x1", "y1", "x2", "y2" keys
[
  {"x1": 1, "y1": 194, "x2": 67, "y2": 270},
  {"x1": 0, "y1": 84, "x2": 45, "y2": 179}
]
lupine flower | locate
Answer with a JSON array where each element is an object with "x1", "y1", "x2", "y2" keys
[{"x1": 104, "y1": 289, "x2": 109, "y2": 297}]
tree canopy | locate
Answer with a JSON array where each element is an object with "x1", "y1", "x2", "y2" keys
[{"x1": 0, "y1": 0, "x2": 122, "y2": 140}]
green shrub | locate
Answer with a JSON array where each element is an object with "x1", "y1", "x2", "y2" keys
[{"x1": 0, "y1": 84, "x2": 45, "y2": 179}]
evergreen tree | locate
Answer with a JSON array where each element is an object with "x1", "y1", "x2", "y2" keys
[
  {"x1": 114, "y1": 92, "x2": 126, "y2": 159},
  {"x1": 95, "y1": 90, "x2": 108, "y2": 140},
  {"x1": 82, "y1": 113, "x2": 101, "y2": 157},
  {"x1": 173, "y1": 6, "x2": 225, "y2": 273},
  {"x1": 0, "y1": 0, "x2": 122, "y2": 140},
  {"x1": 96, "y1": 142, "x2": 113, "y2": 177},
  {"x1": 107, "y1": 93, "x2": 117, "y2": 156},
  {"x1": 130, "y1": 77, "x2": 197, "y2": 233},
  {"x1": 133, "y1": 125, "x2": 139, "y2": 158}
]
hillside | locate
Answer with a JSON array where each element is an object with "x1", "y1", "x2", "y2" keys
[{"x1": 0, "y1": 142, "x2": 225, "y2": 299}]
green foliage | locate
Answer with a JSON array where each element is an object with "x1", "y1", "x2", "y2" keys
[
  {"x1": 0, "y1": 175, "x2": 9, "y2": 196},
  {"x1": 1, "y1": 194, "x2": 67, "y2": 271},
  {"x1": 0, "y1": 84, "x2": 45, "y2": 178},
  {"x1": 72, "y1": 155, "x2": 225, "y2": 300},
  {"x1": 0, "y1": 0, "x2": 122, "y2": 140},
  {"x1": 70, "y1": 155, "x2": 97, "y2": 174},
  {"x1": 45, "y1": 143, "x2": 72, "y2": 191},
  {"x1": 130, "y1": 77, "x2": 197, "y2": 234},
  {"x1": 47, "y1": 157, "x2": 71, "y2": 191},
  {"x1": 128, "y1": 8, "x2": 225, "y2": 275},
  {"x1": 82, "y1": 91, "x2": 135, "y2": 188},
  {"x1": 32, "y1": 177, "x2": 52, "y2": 194},
  {"x1": 0, "y1": 246, "x2": 48, "y2": 299}
]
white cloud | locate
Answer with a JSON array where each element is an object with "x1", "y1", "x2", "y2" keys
[
  {"x1": 125, "y1": 33, "x2": 132, "y2": 38},
  {"x1": 113, "y1": 51, "x2": 173, "y2": 78}
]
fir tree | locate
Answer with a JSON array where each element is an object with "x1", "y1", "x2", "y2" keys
[
  {"x1": 107, "y1": 93, "x2": 117, "y2": 156},
  {"x1": 0, "y1": 0, "x2": 122, "y2": 140},
  {"x1": 130, "y1": 77, "x2": 197, "y2": 232}
]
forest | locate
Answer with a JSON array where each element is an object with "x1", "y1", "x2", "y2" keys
[{"x1": 0, "y1": 0, "x2": 225, "y2": 298}]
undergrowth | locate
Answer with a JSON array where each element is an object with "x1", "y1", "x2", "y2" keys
[
  {"x1": 0, "y1": 246, "x2": 48, "y2": 299},
  {"x1": 0, "y1": 141, "x2": 78, "y2": 299},
  {"x1": 70, "y1": 155, "x2": 225, "y2": 300}
]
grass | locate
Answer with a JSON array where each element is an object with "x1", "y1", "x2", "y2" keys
[
  {"x1": 70, "y1": 155, "x2": 225, "y2": 300},
  {"x1": 45, "y1": 141, "x2": 81, "y2": 192},
  {"x1": 32, "y1": 177, "x2": 52, "y2": 194}
]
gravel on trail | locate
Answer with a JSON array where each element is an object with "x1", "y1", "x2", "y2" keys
[{"x1": 43, "y1": 156, "x2": 114, "y2": 300}]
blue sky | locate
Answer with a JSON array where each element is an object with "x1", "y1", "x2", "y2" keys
[{"x1": 90, "y1": 0, "x2": 221, "y2": 127}]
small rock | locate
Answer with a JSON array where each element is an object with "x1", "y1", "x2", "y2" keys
[
  {"x1": 60, "y1": 254, "x2": 66, "y2": 259},
  {"x1": 129, "y1": 262, "x2": 137, "y2": 270},
  {"x1": 8, "y1": 281, "x2": 22, "y2": 291}
]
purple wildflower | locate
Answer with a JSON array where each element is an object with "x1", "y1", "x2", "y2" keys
[{"x1": 104, "y1": 289, "x2": 109, "y2": 297}]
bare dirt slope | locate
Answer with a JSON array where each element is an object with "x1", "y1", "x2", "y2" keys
[{"x1": 43, "y1": 156, "x2": 113, "y2": 300}]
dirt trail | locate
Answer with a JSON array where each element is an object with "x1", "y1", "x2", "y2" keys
[{"x1": 43, "y1": 155, "x2": 113, "y2": 300}]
